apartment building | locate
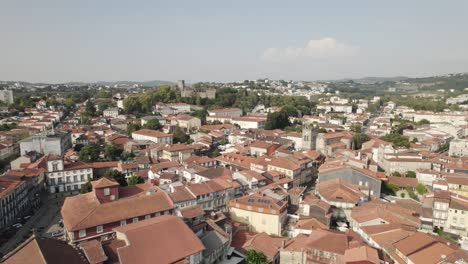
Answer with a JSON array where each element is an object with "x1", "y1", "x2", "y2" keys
[
  {"x1": 449, "y1": 139, "x2": 468, "y2": 157},
  {"x1": 19, "y1": 131, "x2": 72, "y2": 155},
  {"x1": 228, "y1": 193, "x2": 287, "y2": 236},
  {"x1": 46, "y1": 155, "x2": 93, "y2": 193},
  {"x1": 0, "y1": 178, "x2": 28, "y2": 229},
  {"x1": 208, "y1": 108, "x2": 242, "y2": 117},
  {"x1": 131, "y1": 129, "x2": 173, "y2": 144},
  {"x1": 61, "y1": 178, "x2": 174, "y2": 243}
]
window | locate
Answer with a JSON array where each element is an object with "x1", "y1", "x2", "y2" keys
[
  {"x1": 145, "y1": 215, "x2": 151, "y2": 220},
  {"x1": 132, "y1": 217, "x2": 139, "y2": 223},
  {"x1": 120, "y1": 220, "x2": 126, "y2": 226},
  {"x1": 104, "y1": 188, "x2": 110, "y2": 196},
  {"x1": 79, "y1": 229, "x2": 86, "y2": 238},
  {"x1": 96, "y1": 225, "x2": 103, "y2": 233},
  {"x1": 52, "y1": 163, "x2": 58, "y2": 171}
]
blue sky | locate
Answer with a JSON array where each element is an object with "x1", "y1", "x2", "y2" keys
[{"x1": 1, "y1": 0, "x2": 467, "y2": 83}]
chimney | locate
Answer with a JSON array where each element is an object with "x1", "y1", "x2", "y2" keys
[{"x1": 281, "y1": 239, "x2": 286, "y2": 249}]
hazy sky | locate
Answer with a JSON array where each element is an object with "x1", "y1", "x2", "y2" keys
[{"x1": 1, "y1": 0, "x2": 468, "y2": 83}]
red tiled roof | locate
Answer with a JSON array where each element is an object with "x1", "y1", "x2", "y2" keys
[{"x1": 113, "y1": 215, "x2": 205, "y2": 264}]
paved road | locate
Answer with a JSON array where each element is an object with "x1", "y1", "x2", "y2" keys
[{"x1": 0, "y1": 195, "x2": 65, "y2": 256}]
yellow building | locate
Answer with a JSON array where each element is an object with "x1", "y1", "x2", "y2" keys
[
  {"x1": 228, "y1": 193, "x2": 287, "y2": 236},
  {"x1": 446, "y1": 175, "x2": 468, "y2": 197}
]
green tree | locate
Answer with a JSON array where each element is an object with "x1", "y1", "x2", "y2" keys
[
  {"x1": 416, "y1": 119, "x2": 430, "y2": 125},
  {"x1": 123, "y1": 96, "x2": 142, "y2": 114},
  {"x1": 380, "y1": 134, "x2": 411, "y2": 148},
  {"x1": 265, "y1": 111, "x2": 290, "y2": 130},
  {"x1": 80, "y1": 180, "x2": 92, "y2": 193},
  {"x1": 104, "y1": 170, "x2": 128, "y2": 186},
  {"x1": 128, "y1": 175, "x2": 144, "y2": 185},
  {"x1": 382, "y1": 182, "x2": 399, "y2": 195},
  {"x1": 143, "y1": 118, "x2": 162, "y2": 130},
  {"x1": 405, "y1": 171, "x2": 416, "y2": 178},
  {"x1": 211, "y1": 149, "x2": 220, "y2": 158},
  {"x1": 352, "y1": 133, "x2": 370, "y2": 150},
  {"x1": 121, "y1": 151, "x2": 135, "y2": 162},
  {"x1": 219, "y1": 138, "x2": 228, "y2": 145},
  {"x1": 85, "y1": 100, "x2": 97, "y2": 116},
  {"x1": 78, "y1": 144, "x2": 101, "y2": 162},
  {"x1": 105, "y1": 144, "x2": 121, "y2": 161},
  {"x1": 0, "y1": 123, "x2": 17, "y2": 131},
  {"x1": 46, "y1": 97, "x2": 58, "y2": 107},
  {"x1": 245, "y1": 249, "x2": 268, "y2": 264},
  {"x1": 95, "y1": 90, "x2": 111, "y2": 98},
  {"x1": 64, "y1": 98, "x2": 75, "y2": 109},
  {"x1": 416, "y1": 183, "x2": 428, "y2": 195},
  {"x1": 317, "y1": 127, "x2": 328, "y2": 133},
  {"x1": 350, "y1": 124, "x2": 362, "y2": 133},
  {"x1": 281, "y1": 105, "x2": 299, "y2": 117},
  {"x1": 126, "y1": 123, "x2": 141, "y2": 136},
  {"x1": 173, "y1": 127, "x2": 190, "y2": 144}
]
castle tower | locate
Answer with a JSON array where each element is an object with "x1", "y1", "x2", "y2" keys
[
  {"x1": 177, "y1": 80, "x2": 185, "y2": 90},
  {"x1": 302, "y1": 124, "x2": 318, "y2": 150}
]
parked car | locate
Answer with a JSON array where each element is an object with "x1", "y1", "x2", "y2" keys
[
  {"x1": 23, "y1": 215, "x2": 32, "y2": 220},
  {"x1": 12, "y1": 223, "x2": 22, "y2": 229}
]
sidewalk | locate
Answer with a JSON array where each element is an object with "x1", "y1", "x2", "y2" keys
[{"x1": 0, "y1": 195, "x2": 65, "y2": 256}]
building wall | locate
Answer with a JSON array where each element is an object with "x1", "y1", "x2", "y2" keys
[
  {"x1": 0, "y1": 180, "x2": 28, "y2": 230},
  {"x1": 318, "y1": 169, "x2": 381, "y2": 197},
  {"x1": 444, "y1": 207, "x2": 468, "y2": 238},
  {"x1": 20, "y1": 133, "x2": 71, "y2": 155},
  {"x1": 48, "y1": 167, "x2": 93, "y2": 193},
  {"x1": 68, "y1": 209, "x2": 173, "y2": 243},
  {"x1": 0, "y1": 89, "x2": 14, "y2": 104},
  {"x1": 449, "y1": 139, "x2": 468, "y2": 157},
  {"x1": 208, "y1": 110, "x2": 242, "y2": 117},
  {"x1": 382, "y1": 160, "x2": 432, "y2": 175},
  {"x1": 279, "y1": 250, "x2": 306, "y2": 264},
  {"x1": 132, "y1": 133, "x2": 173, "y2": 144},
  {"x1": 413, "y1": 113, "x2": 467, "y2": 126},
  {"x1": 229, "y1": 207, "x2": 285, "y2": 236}
]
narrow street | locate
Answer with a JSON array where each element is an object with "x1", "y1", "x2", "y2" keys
[{"x1": 0, "y1": 195, "x2": 65, "y2": 256}]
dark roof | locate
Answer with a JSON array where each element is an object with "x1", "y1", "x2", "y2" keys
[
  {"x1": 1, "y1": 234, "x2": 86, "y2": 264},
  {"x1": 196, "y1": 167, "x2": 231, "y2": 179}
]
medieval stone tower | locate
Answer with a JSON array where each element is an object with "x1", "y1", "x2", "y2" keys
[{"x1": 302, "y1": 124, "x2": 318, "y2": 150}]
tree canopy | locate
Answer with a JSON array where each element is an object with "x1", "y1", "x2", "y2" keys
[
  {"x1": 78, "y1": 144, "x2": 101, "y2": 162},
  {"x1": 142, "y1": 118, "x2": 162, "y2": 130},
  {"x1": 265, "y1": 111, "x2": 290, "y2": 130},
  {"x1": 128, "y1": 175, "x2": 144, "y2": 185},
  {"x1": 380, "y1": 133, "x2": 411, "y2": 148}
]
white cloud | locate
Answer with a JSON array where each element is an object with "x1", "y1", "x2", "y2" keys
[{"x1": 261, "y1": 37, "x2": 358, "y2": 61}]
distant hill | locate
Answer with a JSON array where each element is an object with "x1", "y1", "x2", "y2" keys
[
  {"x1": 94, "y1": 80, "x2": 175, "y2": 87},
  {"x1": 326, "y1": 76, "x2": 409, "y2": 84},
  {"x1": 0, "y1": 80, "x2": 174, "y2": 87}
]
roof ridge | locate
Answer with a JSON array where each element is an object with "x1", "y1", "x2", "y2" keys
[{"x1": 69, "y1": 195, "x2": 100, "y2": 230}]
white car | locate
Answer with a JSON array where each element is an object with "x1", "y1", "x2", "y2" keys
[{"x1": 12, "y1": 223, "x2": 22, "y2": 229}]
